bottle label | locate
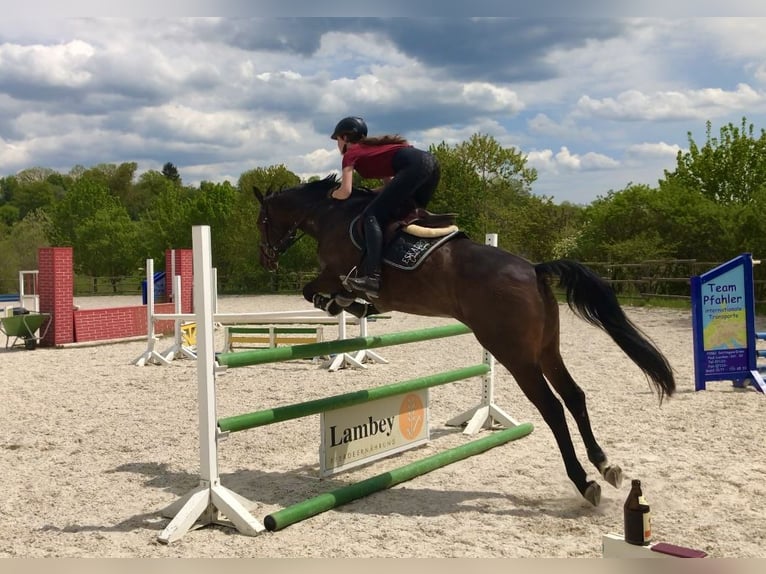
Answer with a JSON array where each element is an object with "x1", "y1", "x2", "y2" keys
[
  {"x1": 637, "y1": 496, "x2": 651, "y2": 542},
  {"x1": 643, "y1": 510, "x2": 652, "y2": 542}
]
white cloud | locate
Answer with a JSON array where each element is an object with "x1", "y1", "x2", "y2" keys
[
  {"x1": 527, "y1": 146, "x2": 620, "y2": 173},
  {"x1": 526, "y1": 149, "x2": 555, "y2": 171},
  {"x1": 696, "y1": 18, "x2": 766, "y2": 61},
  {"x1": 0, "y1": 137, "x2": 29, "y2": 170},
  {"x1": 527, "y1": 112, "x2": 597, "y2": 143},
  {"x1": 576, "y1": 83, "x2": 764, "y2": 121},
  {"x1": 627, "y1": 141, "x2": 683, "y2": 158},
  {"x1": 0, "y1": 39, "x2": 94, "y2": 87},
  {"x1": 130, "y1": 104, "x2": 255, "y2": 146},
  {"x1": 299, "y1": 147, "x2": 337, "y2": 173},
  {"x1": 460, "y1": 83, "x2": 523, "y2": 112}
]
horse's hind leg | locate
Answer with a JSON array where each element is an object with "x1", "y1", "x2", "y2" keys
[
  {"x1": 509, "y1": 362, "x2": 603, "y2": 506},
  {"x1": 540, "y1": 348, "x2": 623, "y2": 490}
]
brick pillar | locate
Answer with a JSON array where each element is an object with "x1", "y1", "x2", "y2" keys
[
  {"x1": 37, "y1": 247, "x2": 74, "y2": 346},
  {"x1": 165, "y1": 248, "x2": 194, "y2": 314}
]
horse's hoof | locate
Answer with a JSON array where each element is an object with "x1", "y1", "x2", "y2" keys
[
  {"x1": 583, "y1": 481, "x2": 601, "y2": 506},
  {"x1": 602, "y1": 465, "x2": 623, "y2": 488}
]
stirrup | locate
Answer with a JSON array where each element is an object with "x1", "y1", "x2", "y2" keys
[
  {"x1": 341, "y1": 270, "x2": 381, "y2": 299},
  {"x1": 339, "y1": 266, "x2": 359, "y2": 289},
  {"x1": 346, "y1": 275, "x2": 380, "y2": 293}
]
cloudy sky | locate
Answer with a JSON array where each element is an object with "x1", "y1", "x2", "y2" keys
[{"x1": 2, "y1": 15, "x2": 766, "y2": 204}]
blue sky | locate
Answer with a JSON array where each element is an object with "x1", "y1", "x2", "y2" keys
[{"x1": 1, "y1": 15, "x2": 766, "y2": 204}]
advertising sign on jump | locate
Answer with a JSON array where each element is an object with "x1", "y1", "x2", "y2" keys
[{"x1": 320, "y1": 390, "x2": 430, "y2": 476}]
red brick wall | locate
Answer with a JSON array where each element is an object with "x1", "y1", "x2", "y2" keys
[
  {"x1": 38, "y1": 247, "x2": 74, "y2": 346},
  {"x1": 165, "y1": 248, "x2": 194, "y2": 313},
  {"x1": 72, "y1": 302, "x2": 176, "y2": 343},
  {"x1": 36, "y1": 246, "x2": 193, "y2": 345}
]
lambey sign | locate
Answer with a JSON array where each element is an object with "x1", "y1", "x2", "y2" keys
[{"x1": 319, "y1": 390, "x2": 429, "y2": 476}]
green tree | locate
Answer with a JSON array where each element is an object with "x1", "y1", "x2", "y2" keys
[
  {"x1": 75, "y1": 206, "x2": 141, "y2": 284},
  {"x1": 233, "y1": 165, "x2": 307, "y2": 292},
  {"x1": 137, "y1": 171, "x2": 196, "y2": 258},
  {"x1": 162, "y1": 162, "x2": 181, "y2": 185},
  {"x1": 0, "y1": 210, "x2": 52, "y2": 291},
  {"x1": 428, "y1": 141, "x2": 485, "y2": 236},
  {"x1": 49, "y1": 174, "x2": 141, "y2": 276},
  {"x1": 653, "y1": 179, "x2": 735, "y2": 261},
  {"x1": 573, "y1": 184, "x2": 670, "y2": 262},
  {"x1": 10, "y1": 180, "x2": 58, "y2": 220},
  {"x1": 74, "y1": 162, "x2": 139, "y2": 216},
  {"x1": 238, "y1": 164, "x2": 301, "y2": 198},
  {"x1": 1, "y1": 175, "x2": 20, "y2": 206},
  {"x1": 666, "y1": 117, "x2": 766, "y2": 205},
  {"x1": 428, "y1": 133, "x2": 541, "y2": 256}
]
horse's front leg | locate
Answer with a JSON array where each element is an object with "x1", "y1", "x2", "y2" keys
[
  {"x1": 303, "y1": 272, "x2": 380, "y2": 318},
  {"x1": 303, "y1": 271, "x2": 348, "y2": 316},
  {"x1": 343, "y1": 300, "x2": 383, "y2": 319}
]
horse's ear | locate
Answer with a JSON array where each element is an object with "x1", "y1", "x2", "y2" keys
[{"x1": 253, "y1": 186, "x2": 265, "y2": 204}]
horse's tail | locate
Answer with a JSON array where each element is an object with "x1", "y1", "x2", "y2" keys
[{"x1": 535, "y1": 259, "x2": 675, "y2": 402}]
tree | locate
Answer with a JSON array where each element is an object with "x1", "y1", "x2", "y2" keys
[
  {"x1": 9, "y1": 180, "x2": 58, "y2": 220},
  {"x1": 231, "y1": 165, "x2": 306, "y2": 292},
  {"x1": 572, "y1": 184, "x2": 670, "y2": 262},
  {"x1": 428, "y1": 134, "x2": 543, "y2": 257},
  {"x1": 49, "y1": 173, "x2": 141, "y2": 276},
  {"x1": 428, "y1": 141, "x2": 485, "y2": 236},
  {"x1": 137, "y1": 171, "x2": 195, "y2": 258},
  {"x1": 162, "y1": 162, "x2": 181, "y2": 185},
  {"x1": 0, "y1": 209, "x2": 52, "y2": 291},
  {"x1": 237, "y1": 164, "x2": 300, "y2": 198},
  {"x1": 75, "y1": 205, "x2": 141, "y2": 284},
  {"x1": 665, "y1": 117, "x2": 766, "y2": 205}
]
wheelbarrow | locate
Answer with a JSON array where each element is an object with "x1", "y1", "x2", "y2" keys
[{"x1": 0, "y1": 309, "x2": 52, "y2": 350}]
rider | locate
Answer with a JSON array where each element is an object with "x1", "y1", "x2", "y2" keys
[{"x1": 330, "y1": 116, "x2": 441, "y2": 298}]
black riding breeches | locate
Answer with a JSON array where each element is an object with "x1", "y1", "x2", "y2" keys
[
  {"x1": 362, "y1": 147, "x2": 441, "y2": 222},
  {"x1": 357, "y1": 147, "x2": 440, "y2": 277}
]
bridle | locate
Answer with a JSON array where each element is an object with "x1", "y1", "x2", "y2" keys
[
  {"x1": 256, "y1": 178, "x2": 340, "y2": 267},
  {"x1": 258, "y1": 198, "x2": 306, "y2": 267}
]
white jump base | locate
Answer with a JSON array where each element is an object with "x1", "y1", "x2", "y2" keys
[{"x1": 602, "y1": 533, "x2": 707, "y2": 558}]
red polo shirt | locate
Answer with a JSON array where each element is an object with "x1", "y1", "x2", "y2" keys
[{"x1": 342, "y1": 143, "x2": 411, "y2": 179}]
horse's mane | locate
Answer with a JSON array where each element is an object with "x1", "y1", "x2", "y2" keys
[{"x1": 271, "y1": 174, "x2": 373, "y2": 207}]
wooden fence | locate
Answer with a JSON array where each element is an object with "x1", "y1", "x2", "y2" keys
[
  {"x1": 6, "y1": 258, "x2": 766, "y2": 305},
  {"x1": 583, "y1": 258, "x2": 766, "y2": 305}
]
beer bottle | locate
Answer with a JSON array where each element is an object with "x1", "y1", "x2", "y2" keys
[{"x1": 624, "y1": 479, "x2": 652, "y2": 545}]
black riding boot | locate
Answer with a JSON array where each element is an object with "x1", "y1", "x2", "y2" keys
[{"x1": 346, "y1": 215, "x2": 383, "y2": 297}]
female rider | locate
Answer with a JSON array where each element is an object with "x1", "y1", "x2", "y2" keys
[{"x1": 330, "y1": 116, "x2": 441, "y2": 297}]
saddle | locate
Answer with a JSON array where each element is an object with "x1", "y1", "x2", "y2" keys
[
  {"x1": 395, "y1": 208, "x2": 459, "y2": 238},
  {"x1": 349, "y1": 208, "x2": 463, "y2": 271}
]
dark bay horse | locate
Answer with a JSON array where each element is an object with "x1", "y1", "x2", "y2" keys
[{"x1": 254, "y1": 174, "x2": 675, "y2": 506}]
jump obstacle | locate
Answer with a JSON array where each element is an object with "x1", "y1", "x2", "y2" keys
[
  {"x1": 0, "y1": 269, "x2": 40, "y2": 313},
  {"x1": 132, "y1": 258, "x2": 385, "y2": 369},
  {"x1": 224, "y1": 325, "x2": 325, "y2": 351},
  {"x1": 156, "y1": 226, "x2": 533, "y2": 544}
]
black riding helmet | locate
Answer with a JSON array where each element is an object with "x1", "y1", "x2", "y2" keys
[{"x1": 331, "y1": 116, "x2": 368, "y2": 142}]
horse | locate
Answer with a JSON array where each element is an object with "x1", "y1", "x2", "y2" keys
[{"x1": 253, "y1": 174, "x2": 675, "y2": 506}]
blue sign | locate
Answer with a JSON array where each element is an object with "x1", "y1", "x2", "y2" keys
[{"x1": 691, "y1": 254, "x2": 765, "y2": 392}]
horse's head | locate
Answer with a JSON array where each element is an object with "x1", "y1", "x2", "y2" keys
[{"x1": 254, "y1": 174, "x2": 340, "y2": 271}]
